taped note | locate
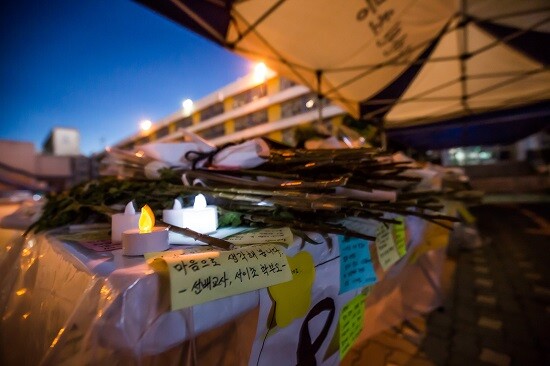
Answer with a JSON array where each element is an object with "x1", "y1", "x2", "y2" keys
[
  {"x1": 144, "y1": 246, "x2": 217, "y2": 261},
  {"x1": 54, "y1": 229, "x2": 118, "y2": 252},
  {"x1": 337, "y1": 217, "x2": 378, "y2": 238},
  {"x1": 393, "y1": 217, "x2": 407, "y2": 257},
  {"x1": 152, "y1": 244, "x2": 292, "y2": 311},
  {"x1": 339, "y1": 236, "x2": 377, "y2": 293},
  {"x1": 227, "y1": 227, "x2": 294, "y2": 246},
  {"x1": 376, "y1": 224, "x2": 400, "y2": 270},
  {"x1": 457, "y1": 204, "x2": 476, "y2": 224},
  {"x1": 268, "y1": 251, "x2": 315, "y2": 328},
  {"x1": 340, "y1": 294, "x2": 366, "y2": 359}
]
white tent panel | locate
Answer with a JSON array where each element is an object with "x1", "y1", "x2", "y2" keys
[
  {"x1": 467, "y1": 73, "x2": 550, "y2": 108},
  {"x1": 387, "y1": 100, "x2": 465, "y2": 126},
  {"x1": 467, "y1": 25, "x2": 543, "y2": 73},
  {"x1": 384, "y1": 16, "x2": 549, "y2": 126},
  {"x1": 229, "y1": 0, "x2": 454, "y2": 117}
]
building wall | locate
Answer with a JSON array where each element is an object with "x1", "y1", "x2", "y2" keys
[
  {"x1": 0, "y1": 140, "x2": 41, "y2": 190},
  {"x1": 43, "y1": 127, "x2": 81, "y2": 156},
  {"x1": 35, "y1": 155, "x2": 72, "y2": 177},
  {"x1": 112, "y1": 71, "x2": 348, "y2": 150},
  {"x1": 0, "y1": 140, "x2": 36, "y2": 174}
]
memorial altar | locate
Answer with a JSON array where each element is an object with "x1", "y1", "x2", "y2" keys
[{"x1": 0, "y1": 138, "x2": 471, "y2": 365}]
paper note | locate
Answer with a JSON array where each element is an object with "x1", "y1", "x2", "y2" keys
[
  {"x1": 457, "y1": 204, "x2": 476, "y2": 224},
  {"x1": 340, "y1": 294, "x2": 366, "y2": 359},
  {"x1": 153, "y1": 244, "x2": 292, "y2": 311},
  {"x1": 409, "y1": 222, "x2": 449, "y2": 263},
  {"x1": 268, "y1": 251, "x2": 315, "y2": 328},
  {"x1": 54, "y1": 229, "x2": 120, "y2": 252},
  {"x1": 144, "y1": 246, "x2": 217, "y2": 261},
  {"x1": 339, "y1": 236, "x2": 377, "y2": 293},
  {"x1": 337, "y1": 217, "x2": 378, "y2": 237},
  {"x1": 393, "y1": 217, "x2": 407, "y2": 257},
  {"x1": 226, "y1": 227, "x2": 294, "y2": 246},
  {"x1": 169, "y1": 226, "x2": 250, "y2": 245},
  {"x1": 376, "y1": 224, "x2": 400, "y2": 270}
]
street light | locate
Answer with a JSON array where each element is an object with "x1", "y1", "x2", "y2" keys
[
  {"x1": 253, "y1": 62, "x2": 267, "y2": 83},
  {"x1": 140, "y1": 119, "x2": 152, "y2": 132},
  {"x1": 182, "y1": 98, "x2": 193, "y2": 116}
]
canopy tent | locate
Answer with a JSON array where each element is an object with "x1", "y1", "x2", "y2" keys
[
  {"x1": 387, "y1": 100, "x2": 550, "y2": 150},
  {"x1": 134, "y1": 0, "x2": 550, "y2": 137}
]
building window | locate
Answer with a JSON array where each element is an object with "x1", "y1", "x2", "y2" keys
[
  {"x1": 177, "y1": 116, "x2": 193, "y2": 129},
  {"x1": 122, "y1": 142, "x2": 134, "y2": 150},
  {"x1": 155, "y1": 126, "x2": 169, "y2": 139},
  {"x1": 281, "y1": 127, "x2": 298, "y2": 147},
  {"x1": 232, "y1": 83, "x2": 268, "y2": 109},
  {"x1": 198, "y1": 124, "x2": 225, "y2": 140},
  {"x1": 200, "y1": 102, "x2": 224, "y2": 121},
  {"x1": 281, "y1": 92, "x2": 325, "y2": 118},
  {"x1": 444, "y1": 146, "x2": 497, "y2": 166},
  {"x1": 280, "y1": 77, "x2": 297, "y2": 91},
  {"x1": 134, "y1": 137, "x2": 149, "y2": 146},
  {"x1": 234, "y1": 109, "x2": 268, "y2": 131}
]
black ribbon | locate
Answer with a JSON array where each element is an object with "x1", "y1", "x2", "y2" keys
[
  {"x1": 296, "y1": 297, "x2": 336, "y2": 366},
  {"x1": 184, "y1": 142, "x2": 236, "y2": 170}
]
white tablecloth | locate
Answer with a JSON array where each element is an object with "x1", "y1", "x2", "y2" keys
[{"x1": 0, "y1": 214, "x2": 448, "y2": 366}]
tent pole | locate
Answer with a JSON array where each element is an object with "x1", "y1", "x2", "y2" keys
[
  {"x1": 380, "y1": 119, "x2": 387, "y2": 151},
  {"x1": 316, "y1": 70, "x2": 323, "y2": 124}
]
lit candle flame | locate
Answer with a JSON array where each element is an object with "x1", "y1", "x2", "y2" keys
[{"x1": 139, "y1": 204, "x2": 155, "y2": 233}]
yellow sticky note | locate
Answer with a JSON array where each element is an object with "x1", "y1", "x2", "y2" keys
[
  {"x1": 155, "y1": 244, "x2": 292, "y2": 311},
  {"x1": 457, "y1": 204, "x2": 476, "y2": 224},
  {"x1": 340, "y1": 294, "x2": 366, "y2": 359},
  {"x1": 227, "y1": 227, "x2": 294, "y2": 246},
  {"x1": 145, "y1": 249, "x2": 184, "y2": 261},
  {"x1": 268, "y1": 251, "x2": 315, "y2": 328},
  {"x1": 393, "y1": 217, "x2": 407, "y2": 257},
  {"x1": 409, "y1": 222, "x2": 450, "y2": 263},
  {"x1": 376, "y1": 224, "x2": 400, "y2": 271}
]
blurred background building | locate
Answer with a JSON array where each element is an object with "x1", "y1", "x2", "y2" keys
[
  {"x1": 0, "y1": 127, "x2": 95, "y2": 193},
  {"x1": 112, "y1": 64, "x2": 351, "y2": 150}
]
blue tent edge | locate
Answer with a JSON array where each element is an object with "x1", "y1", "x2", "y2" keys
[{"x1": 387, "y1": 101, "x2": 550, "y2": 150}]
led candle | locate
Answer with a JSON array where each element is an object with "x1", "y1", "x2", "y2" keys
[
  {"x1": 163, "y1": 199, "x2": 185, "y2": 227},
  {"x1": 122, "y1": 204, "x2": 169, "y2": 256},
  {"x1": 111, "y1": 202, "x2": 140, "y2": 244},
  {"x1": 181, "y1": 194, "x2": 218, "y2": 234}
]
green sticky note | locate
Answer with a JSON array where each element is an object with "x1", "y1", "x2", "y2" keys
[
  {"x1": 393, "y1": 217, "x2": 407, "y2": 257},
  {"x1": 339, "y1": 294, "x2": 366, "y2": 359}
]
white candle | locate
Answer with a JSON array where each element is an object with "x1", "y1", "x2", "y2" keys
[
  {"x1": 181, "y1": 194, "x2": 218, "y2": 234},
  {"x1": 122, "y1": 204, "x2": 169, "y2": 256},
  {"x1": 163, "y1": 199, "x2": 185, "y2": 227},
  {"x1": 111, "y1": 202, "x2": 140, "y2": 244}
]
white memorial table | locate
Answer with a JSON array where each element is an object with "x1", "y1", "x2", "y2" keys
[{"x1": 0, "y1": 207, "x2": 448, "y2": 366}]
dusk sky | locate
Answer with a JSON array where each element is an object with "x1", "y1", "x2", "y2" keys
[{"x1": 0, "y1": 0, "x2": 251, "y2": 155}]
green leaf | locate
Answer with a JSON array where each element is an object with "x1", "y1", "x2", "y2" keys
[{"x1": 218, "y1": 210, "x2": 243, "y2": 227}]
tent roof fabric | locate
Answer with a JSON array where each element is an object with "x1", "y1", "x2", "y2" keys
[{"x1": 134, "y1": 0, "x2": 550, "y2": 146}]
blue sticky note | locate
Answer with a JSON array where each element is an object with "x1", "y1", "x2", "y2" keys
[{"x1": 338, "y1": 235, "x2": 377, "y2": 293}]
